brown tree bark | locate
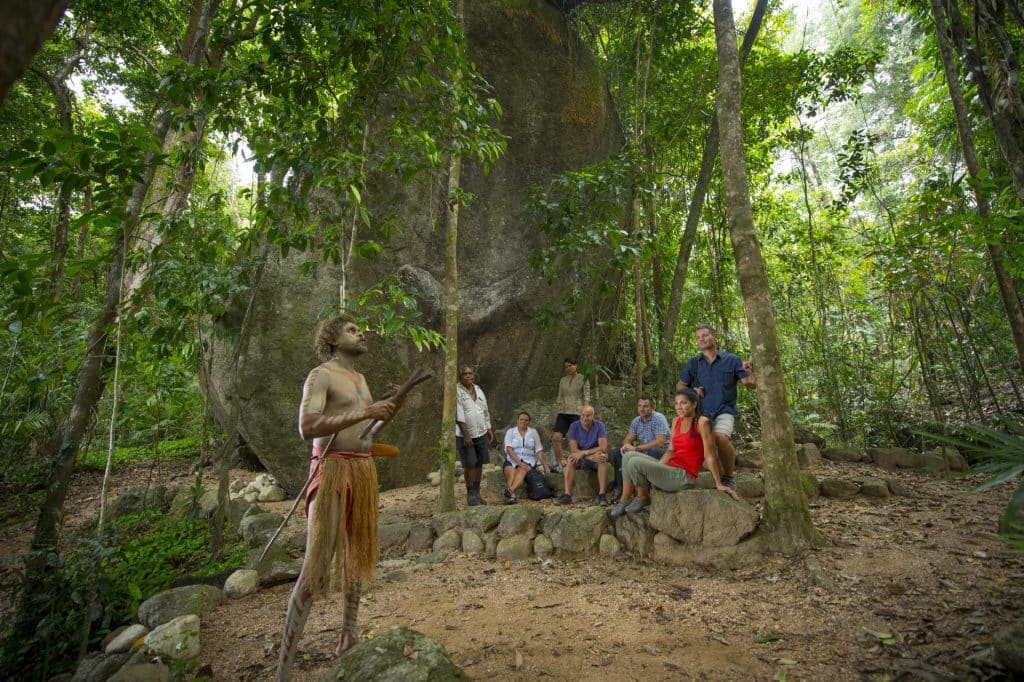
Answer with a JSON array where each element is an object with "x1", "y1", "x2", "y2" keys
[
  {"x1": 930, "y1": 0, "x2": 1024, "y2": 380},
  {"x1": 659, "y1": 0, "x2": 767, "y2": 370},
  {"x1": 0, "y1": 0, "x2": 71, "y2": 108},
  {"x1": 438, "y1": 150, "x2": 462, "y2": 514},
  {"x1": 712, "y1": 0, "x2": 819, "y2": 552}
]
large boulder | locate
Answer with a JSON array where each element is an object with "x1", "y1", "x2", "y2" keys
[
  {"x1": 541, "y1": 506, "x2": 608, "y2": 553},
  {"x1": 136, "y1": 585, "x2": 223, "y2": 630},
  {"x1": 648, "y1": 490, "x2": 758, "y2": 547},
  {"x1": 201, "y1": 0, "x2": 624, "y2": 494},
  {"x1": 321, "y1": 626, "x2": 469, "y2": 681}
]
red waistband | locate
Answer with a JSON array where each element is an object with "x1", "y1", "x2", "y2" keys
[{"x1": 312, "y1": 447, "x2": 372, "y2": 460}]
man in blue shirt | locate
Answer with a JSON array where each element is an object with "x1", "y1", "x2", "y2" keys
[
  {"x1": 610, "y1": 395, "x2": 669, "y2": 498},
  {"x1": 677, "y1": 324, "x2": 755, "y2": 490},
  {"x1": 554, "y1": 405, "x2": 609, "y2": 506}
]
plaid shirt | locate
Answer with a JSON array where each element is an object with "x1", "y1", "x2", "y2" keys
[{"x1": 628, "y1": 411, "x2": 669, "y2": 445}]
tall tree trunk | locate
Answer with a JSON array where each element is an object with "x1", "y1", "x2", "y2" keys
[
  {"x1": 930, "y1": 0, "x2": 1024, "y2": 377},
  {"x1": 712, "y1": 0, "x2": 818, "y2": 552},
  {"x1": 0, "y1": 0, "x2": 70, "y2": 107},
  {"x1": 438, "y1": 151, "x2": 461, "y2": 514},
  {"x1": 659, "y1": 0, "x2": 767, "y2": 370}
]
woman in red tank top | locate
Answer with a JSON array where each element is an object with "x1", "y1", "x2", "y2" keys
[{"x1": 610, "y1": 388, "x2": 738, "y2": 517}]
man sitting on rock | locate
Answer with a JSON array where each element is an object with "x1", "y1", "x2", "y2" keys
[
  {"x1": 555, "y1": 405, "x2": 610, "y2": 506},
  {"x1": 610, "y1": 395, "x2": 669, "y2": 499}
]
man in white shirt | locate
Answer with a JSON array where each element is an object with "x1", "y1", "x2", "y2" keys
[{"x1": 455, "y1": 365, "x2": 494, "y2": 505}]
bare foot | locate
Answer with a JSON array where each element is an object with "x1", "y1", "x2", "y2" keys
[{"x1": 334, "y1": 631, "x2": 359, "y2": 657}]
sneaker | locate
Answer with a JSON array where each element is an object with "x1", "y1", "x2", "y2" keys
[
  {"x1": 505, "y1": 494, "x2": 518, "y2": 505},
  {"x1": 551, "y1": 463, "x2": 563, "y2": 474},
  {"x1": 467, "y1": 494, "x2": 483, "y2": 506},
  {"x1": 595, "y1": 493, "x2": 609, "y2": 507},
  {"x1": 722, "y1": 475, "x2": 736, "y2": 492},
  {"x1": 609, "y1": 499, "x2": 630, "y2": 519},
  {"x1": 554, "y1": 493, "x2": 572, "y2": 506},
  {"x1": 624, "y1": 497, "x2": 650, "y2": 513}
]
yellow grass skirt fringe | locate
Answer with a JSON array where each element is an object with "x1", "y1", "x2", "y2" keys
[{"x1": 305, "y1": 456, "x2": 378, "y2": 597}]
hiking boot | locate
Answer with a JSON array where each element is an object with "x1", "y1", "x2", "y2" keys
[
  {"x1": 609, "y1": 499, "x2": 631, "y2": 519},
  {"x1": 505, "y1": 494, "x2": 518, "y2": 505},
  {"x1": 624, "y1": 497, "x2": 650, "y2": 513},
  {"x1": 595, "y1": 493, "x2": 609, "y2": 507},
  {"x1": 503, "y1": 487, "x2": 513, "y2": 501},
  {"x1": 722, "y1": 475, "x2": 736, "y2": 492},
  {"x1": 554, "y1": 493, "x2": 572, "y2": 506},
  {"x1": 467, "y1": 493, "x2": 483, "y2": 506}
]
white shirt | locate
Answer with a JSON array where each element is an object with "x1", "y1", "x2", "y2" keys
[
  {"x1": 503, "y1": 426, "x2": 544, "y2": 467},
  {"x1": 455, "y1": 383, "x2": 491, "y2": 438}
]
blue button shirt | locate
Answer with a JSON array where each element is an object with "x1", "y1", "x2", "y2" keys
[
  {"x1": 629, "y1": 412, "x2": 670, "y2": 444},
  {"x1": 679, "y1": 352, "x2": 750, "y2": 420}
]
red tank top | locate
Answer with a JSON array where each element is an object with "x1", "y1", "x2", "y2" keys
[{"x1": 667, "y1": 417, "x2": 703, "y2": 479}]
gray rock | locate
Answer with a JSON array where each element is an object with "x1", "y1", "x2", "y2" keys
[
  {"x1": 282, "y1": 527, "x2": 307, "y2": 549},
  {"x1": 993, "y1": 617, "x2": 1024, "y2": 674},
  {"x1": 144, "y1": 614, "x2": 200, "y2": 660},
  {"x1": 484, "y1": 531, "x2": 498, "y2": 559},
  {"x1": 203, "y1": 0, "x2": 625, "y2": 495},
  {"x1": 230, "y1": 479, "x2": 247, "y2": 493},
  {"x1": 258, "y1": 484, "x2": 287, "y2": 502},
  {"x1": 885, "y1": 478, "x2": 910, "y2": 496},
  {"x1": 599, "y1": 533, "x2": 621, "y2": 557},
  {"x1": 570, "y1": 469, "x2": 601, "y2": 501},
  {"x1": 497, "y1": 506, "x2": 543, "y2": 539},
  {"x1": 407, "y1": 524, "x2": 434, "y2": 553},
  {"x1": 928, "y1": 446, "x2": 969, "y2": 472},
  {"x1": 649, "y1": 489, "x2": 758, "y2": 546},
  {"x1": 433, "y1": 528, "x2": 461, "y2": 552},
  {"x1": 819, "y1": 478, "x2": 860, "y2": 500},
  {"x1": 695, "y1": 471, "x2": 715, "y2": 489},
  {"x1": 427, "y1": 471, "x2": 441, "y2": 486},
  {"x1": 320, "y1": 626, "x2": 469, "y2": 681},
  {"x1": 379, "y1": 522, "x2": 414, "y2": 551},
  {"x1": 72, "y1": 652, "x2": 131, "y2": 682},
  {"x1": 794, "y1": 427, "x2": 826, "y2": 449},
  {"x1": 541, "y1": 507, "x2": 607, "y2": 553},
  {"x1": 105, "y1": 624, "x2": 149, "y2": 654},
  {"x1": 109, "y1": 664, "x2": 170, "y2": 682},
  {"x1": 867, "y1": 447, "x2": 917, "y2": 470},
  {"x1": 136, "y1": 585, "x2": 223, "y2": 629},
  {"x1": 224, "y1": 569, "x2": 259, "y2": 598},
  {"x1": 796, "y1": 443, "x2": 822, "y2": 469},
  {"x1": 736, "y1": 449, "x2": 763, "y2": 469},
  {"x1": 107, "y1": 485, "x2": 170, "y2": 520},
  {"x1": 533, "y1": 534, "x2": 554, "y2": 557},
  {"x1": 198, "y1": 489, "x2": 220, "y2": 517},
  {"x1": 415, "y1": 551, "x2": 448, "y2": 566},
  {"x1": 857, "y1": 477, "x2": 891, "y2": 499},
  {"x1": 461, "y1": 506, "x2": 505, "y2": 533},
  {"x1": 612, "y1": 511, "x2": 655, "y2": 557},
  {"x1": 238, "y1": 512, "x2": 284, "y2": 547},
  {"x1": 253, "y1": 547, "x2": 303, "y2": 587},
  {"x1": 736, "y1": 474, "x2": 764, "y2": 499},
  {"x1": 496, "y1": 535, "x2": 533, "y2": 561},
  {"x1": 379, "y1": 559, "x2": 411, "y2": 570},
  {"x1": 431, "y1": 511, "x2": 463, "y2": 536},
  {"x1": 462, "y1": 529, "x2": 484, "y2": 555},
  {"x1": 821, "y1": 447, "x2": 867, "y2": 463}
]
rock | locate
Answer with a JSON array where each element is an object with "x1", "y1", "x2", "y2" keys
[
  {"x1": 736, "y1": 449, "x2": 763, "y2": 469},
  {"x1": 496, "y1": 535, "x2": 533, "y2": 561},
  {"x1": 258, "y1": 484, "x2": 287, "y2": 502},
  {"x1": 541, "y1": 507, "x2": 607, "y2": 553},
  {"x1": 379, "y1": 522, "x2": 414, "y2": 551},
  {"x1": 993, "y1": 617, "x2": 1024, "y2": 674},
  {"x1": 819, "y1": 479, "x2": 860, "y2": 500},
  {"x1": 137, "y1": 585, "x2": 223, "y2": 629},
  {"x1": 650, "y1": 532, "x2": 688, "y2": 565},
  {"x1": 109, "y1": 664, "x2": 170, "y2": 682},
  {"x1": 427, "y1": 471, "x2": 441, "y2": 486},
  {"x1": 223, "y1": 569, "x2": 259, "y2": 598},
  {"x1": 918, "y1": 452, "x2": 951, "y2": 476},
  {"x1": 71, "y1": 652, "x2": 132, "y2": 682},
  {"x1": 198, "y1": 488, "x2": 220, "y2": 517},
  {"x1": 805, "y1": 554, "x2": 833, "y2": 589},
  {"x1": 105, "y1": 624, "x2": 149, "y2": 654},
  {"x1": 928, "y1": 446, "x2": 969, "y2": 472},
  {"x1": 282, "y1": 527, "x2": 307, "y2": 549},
  {"x1": 407, "y1": 524, "x2": 434, "y2": 553},
  {"x1": 230, "y1": 479, "x2": 246, "y2": 493},
  {"x1": 379, "y1": 559, "x2": 411, "y2": 570},
  {"x1": 203, "y1": 0, "x2": 625, "y2": 495},
  {"x1": 695, "y1": 471, "x2": 715, "y2": 489},
  {"x1": 866, "y1": 447, "x2": 916, "y2": 470},
  {"x1": 794, "y1": 427, "x2": 826, "y2": 449},
  {"x1": 238, "y1": 512, "x2": 284, "y2": 547},
  {"x1": 461, "y1": 506, "x2": 505, "y2": 533},
  {"x1": 649, "y1": 489, "x2": 758, "y2": 547},
  {"x1": 320, "y1": 626, "x2": 469, "y2": 681},
  {"x1": 736, "y1": 474, "x2": 764, "y2": 499},
  {"x1": 252, "y1": 547, "x2": 303, "y2": 587},
  {"x1": 497, "y1": 506, "x2": 543, "y2": 539},
  {"x1": 796, "y1": 443, "x2": 821, "y2": 469},
  {"x1": 821, "y1": 447, "x2": 866, "y2": 463},
  {"x1": 484, "y1": 531, "x2": 499, "y2": 559},
  {"x1": 107, "y1": 485, "x2": 170, "y2": 519},
  {"x1": 599, "y1": 533, "x2": 621, "y2": 557},
  {"x1": 144, "y1": 614, "x2": 200, "y2": 660},
  {"x1": 856, "y1": 477, "x2": 891, "y2": 499},
  {"x1": 570, "y1": 469, "x2": 601, "y2": 501},
  {"x1": 225, "y1": 497, "x2": 254, "y2": 527},
  {"x1": 433, "y1": 528, "x2": 461, "y2": 552},
  {"x1": 885, "y1": 478, "x2": 910, "y2": 496},
  {"x1": 533, "y1": 534, "x2": 554, "y2": 557},
  {"x1": 800, "y1": 472, "x2": 820, "y2": 501},
  {"x1": 168, "y1": 487, "x2": 200, "y2": 520},
  {"x1": 431, "y1": 511, "x2": 463, "y2": 536},
  {"x1": 415, "y1": 551, "x2": 448, "y2": 566},
  {"x1": 612, "y1": 511, "x2": 655, "y2": 557},
  {"x1": 462, "y1": 529, "x2": 484, "y2": 555}
]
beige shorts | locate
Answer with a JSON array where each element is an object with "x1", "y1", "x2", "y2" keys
[{"x1": 711, "y1": 413, "x2": 736, "y2": 436}]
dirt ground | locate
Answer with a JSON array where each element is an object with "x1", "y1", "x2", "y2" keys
[{"x1": 4, "y1": 459, "x2": 1023, "y2": 681}]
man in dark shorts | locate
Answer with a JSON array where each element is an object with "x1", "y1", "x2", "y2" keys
[
  {"x1": 455, "y1": 365, "x2": 494, "y2": 506},
  {"x1": 552, "y1": 357, "x2": 589, "y2": 472},
  {"x1": 554, "y1": 405, "x2": 610, "y2": 506}
]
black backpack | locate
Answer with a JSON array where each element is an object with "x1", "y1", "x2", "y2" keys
[{"x1": 525, "y1": 467, "x2": 554, "y2": 500}]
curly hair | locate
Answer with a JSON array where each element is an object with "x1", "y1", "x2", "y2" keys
[{"x1": 314, "y1": 314, "x2": 356, "y2": 362}]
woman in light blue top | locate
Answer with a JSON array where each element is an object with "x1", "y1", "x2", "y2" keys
[{"x1": 502, "y1": 411, "x2": 549, "y2": 504}]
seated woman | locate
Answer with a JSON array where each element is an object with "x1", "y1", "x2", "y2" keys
[
  {"x1": 610, "y1": 388, "x2": 738, "y2": 518},
  {"x1": 502, "y1": 411, "x2": 549, "y2": 504}
]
